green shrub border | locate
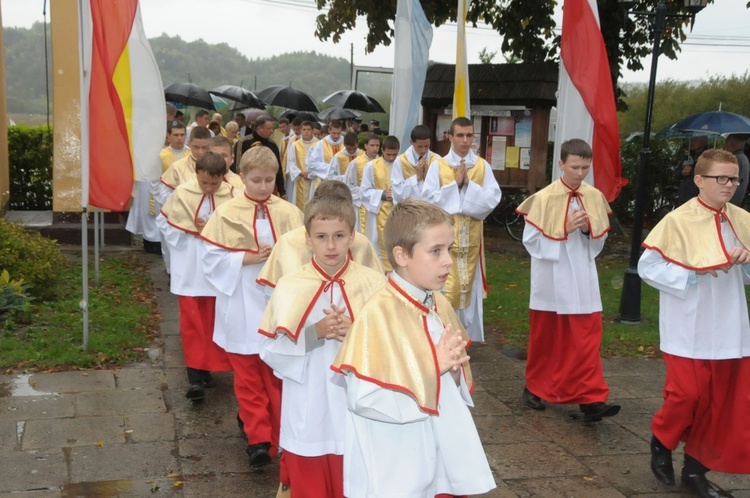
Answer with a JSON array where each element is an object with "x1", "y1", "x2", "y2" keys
[{"x1": 8, "y1": 125, "x2": 53, "y2": 211}]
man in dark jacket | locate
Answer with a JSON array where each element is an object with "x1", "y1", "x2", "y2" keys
[{"x1": 234, "y1": 116, "x2": 286, "y2": 197}]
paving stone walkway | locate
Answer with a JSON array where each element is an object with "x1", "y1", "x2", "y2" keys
[{"x1": 1, "y1": 250, "x2": 748, "y2": 497}]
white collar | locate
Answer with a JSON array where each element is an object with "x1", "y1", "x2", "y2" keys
[{"x1": 445, "y1": 148, "x2": 477, "y2": 167}]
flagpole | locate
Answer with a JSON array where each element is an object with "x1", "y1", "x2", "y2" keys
[{"x1": 78, "y1": 0, "x2": 90, "y2": 352}]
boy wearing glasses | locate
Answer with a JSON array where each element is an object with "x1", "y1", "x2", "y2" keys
[{"x1": 639, "y1": 149, "x2": 750, "y2": 497}]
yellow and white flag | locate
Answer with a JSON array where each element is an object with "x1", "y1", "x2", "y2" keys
[{"x1": 452, "y1": 0, "x2": 471, "y2": 120}]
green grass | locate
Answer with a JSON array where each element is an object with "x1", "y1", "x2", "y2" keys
[
  {"x1": 0, "y1": 253, "x2": 159, "y2": 371},
  {"x1": 484, "y1": 251, "x2": 661, "y2": 358}
]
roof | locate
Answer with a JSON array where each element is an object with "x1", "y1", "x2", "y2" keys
[{"x1": 421, "y1": 62, "x2": 558, "y2": 108}]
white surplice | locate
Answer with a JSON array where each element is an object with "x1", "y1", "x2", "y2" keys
[
  {"x1": 306, "y1": 135, "x2": 344, "y2": 199},
  {"x1": 391, "y1": 146, "x2": 440, "y2": 204}
]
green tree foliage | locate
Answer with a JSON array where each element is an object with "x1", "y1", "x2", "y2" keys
[
  {"x1": 3, "y1": 22, "x2": 51, "y2": 114},
  {"x1": 618, "y1": 73, "x2": 750, "y2": 135}
]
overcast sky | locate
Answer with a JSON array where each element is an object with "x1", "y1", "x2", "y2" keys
[{"x1": 3, "y1": 0, "x2": 750, "y2": 84}]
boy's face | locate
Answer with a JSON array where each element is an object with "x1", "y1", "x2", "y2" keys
[
  {"x1": 393, "y1": 222, "x2": 453, "y2": 292},
  {"x1": 305, "y1": 217, "x2": 354, "y2": 276},
  {"x1": 345, "y1": 143, "x2": 359, "y2": 155},
  {"x1": 279, "y1": 122, "x2": 290, "y2": 135},
  {"x1": 168, "y1": 128, "x2": 186, "y2": 149},
  {"x1": 382, "y1": 148, "x2": 399, "y2": 163},
  {"x1": 241, "y1": 166, "x2": 277, "y2": 201},
  {"x1": 189, "y1": 138, "x2": 210, "y2": 161},
  {"x1": 328, "y1": 126, "x2": 343, "y2": 142},
  {"x1": 301, "y1": 125, "x2": 313, "y2": 141},
  {"x1": 449, "y1": 124, "x2": 474, "y2": 156},
  {"x1": 196, "y1": 114, "x2": 209, "y2": 127},
  {"x1": 411, "y1": 138, "x2": 431, "y2": 158},
  {"x1": 196, "y1": 170, "x2": 223, "y2": 196},
  {"x1": 209, "y1": 145, "x2": 233, "y2": 172},
  {"x1": 695, "y1": 161, "x2": 739, "y2": 209},
  {"x1": 559, "y1": 154, "x2": 591, "y2": 189},
  {"x1": 365, "y1": 139, "x2": 380, "y2": 158},
  {"x1": 293, "y1": 124, "x2": 301, "y2": 136},
  {"x1": 312, "y1": 128, "x2": 322, "y2": 139}
]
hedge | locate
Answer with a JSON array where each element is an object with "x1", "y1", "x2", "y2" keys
[{"x1": 8, "y1": 125, "x2": 53, "y2": 211}]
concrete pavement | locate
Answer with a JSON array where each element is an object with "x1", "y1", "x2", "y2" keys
[{"x1": 1, "y1": 250, "x2": 749, "y2": 497}]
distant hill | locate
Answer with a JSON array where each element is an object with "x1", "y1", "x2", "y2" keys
[{"x1": 3, "y1": 24, "x2": 391, "y2": 121}]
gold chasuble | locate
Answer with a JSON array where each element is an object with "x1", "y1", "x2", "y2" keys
[
  {"x1": 161, "y1": 155, "x2": 197, "y2": 190},
  {"x1": 292, "y1": 138, "x2": 319, "y2": 211},
  {"x1": 643, "y1": 197, "x2": 750, "y2": 271},
  {"x1": 223, "y1": 170, "x2": 245, "y2": 192},
  {"x1": 257, "y1": 225, "x2": 385, "y2": 288},
  {"x1": 159, "y1": 147, "x2": 188, "y2": 173},
  {"x1": 334, "y1": 149, "x2": 364, "y2": 176},
  {"x1": 437, "y1": 157, "x2": 487, "y2": 310},
  {"x1": 258, "y1": 259, "x2": 386, "y2": 341},
  {"x1": 200, "y1": 193, "x2": 303, "y2": 252},
  {"x1": 332, "y1": 278, "x2": 474, "y2": 415},
  {"x1": 372, "y1": 157, "x2": 394, "y2": 271},
  {"x1": 353, "y1": 154, "x2": 377, "y2": 235},
  {"x1": 160, "y1": 179, "x2": 235, "y2": 235},
  {"x1": 516, "y1": 179, "x2": 611, "y2": 241},
  {"x1": 397, "y1": 151, "x2": 438, "y2": 181},
  {"x1": 321, "y1": 140, "x2": 341, "y2": 163}
]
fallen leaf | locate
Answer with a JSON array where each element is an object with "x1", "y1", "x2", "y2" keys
[
  {"x1": 96, "y1": 441, "x2": 104, "y2": 447},
  {"x1": 167, "y1": 473, "x2": 180, "y2": 478},
  {"x1": 82, "y1": 373, "x2": 89, "y2": 377},
  {"x1": 173, "y1": 481, "x2": 184, "y2": 487}
]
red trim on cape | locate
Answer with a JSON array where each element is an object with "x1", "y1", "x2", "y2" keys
[
  {"x1": 387, "y1": 277, "x2": 430, "y2": 314},
  {"x1": 256, "y1": 277, "x2": 276, "y2": 288},
  {"x1": 160, "y1": 178, "x2": 176, "y2": 190}
]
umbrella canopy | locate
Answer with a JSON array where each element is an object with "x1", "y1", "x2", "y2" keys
[
  {"x1": 323, "y1": 90, "x2": 385, "y2": 113},
  {"x1": 279, "y1": 109, "x2": 319, "y2": 122},
  {"x1": 671, "y1": 111, "x2": 750, "y2": 136},
  {"x1": 209, "y1": 85, "x2": 265, "y2": 109},
  {"x1": 318, "y1": 107, "x2": 360, "y2": 122},
  {"x1": 164, "y1": 82, "x2": 215, "y2": 110},
  {"x1": 244, "y1": 109, "x2": 277, "y2": 123},
  {"x1": 257, "y1": 85, "x2": 319, "y2": 112}
]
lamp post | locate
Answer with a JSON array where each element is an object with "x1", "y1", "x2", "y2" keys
[{"x1": 617, "y1": 0, "x2": 708, "y2": 324}]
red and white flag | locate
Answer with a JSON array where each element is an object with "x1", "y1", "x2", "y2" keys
[
  {"x1": 553, "y1": 0, "x2": 627, "y2": 202},
  {"x1": 79, "y1": 0, "x2": 165, "y2": 211}
]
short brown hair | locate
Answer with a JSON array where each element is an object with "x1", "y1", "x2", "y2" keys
[
  {"x1": 189, "y1": 126, "x2": 211, "y2": 141},
  {"x1": 560, "y1": 139, "x2": 592, "y2": 161},
  {"x1": 210, "y1": 136, "x2": 233, "y2": 151},
  {"x1": 383, "y1": 198, "x2": 453, "y2": 269},
  {"x1": 449, "y1": 117, "x2": 472, "y2": 135},
  {"x1": 304, "y1": 195, "x2": 356, "y2": 232},
  {"x1": 239, "y1": 146, "x2": 278, "y2": 175},
  {"x1": 195, "y1": 151, "x2": 227, "y2": 178},
  {"x1": 314, "y1": 180, "x2": 353, "y2": 203},
  {"x1": 695, "y1": 149, "x2": 738, "y2": 176}
]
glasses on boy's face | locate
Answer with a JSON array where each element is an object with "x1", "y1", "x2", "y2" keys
[{"x1": 700, "y1": 175, "x2": 742, "y2": 186}]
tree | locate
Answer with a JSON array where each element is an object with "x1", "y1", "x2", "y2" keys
[
  {"x1": 313, "y1": 1, "x2": 728, "y2": 107},
  {"x1": 478, "y1": 47, "x2": 497, "y2": 64}
]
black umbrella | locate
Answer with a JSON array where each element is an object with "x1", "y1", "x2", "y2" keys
[
  {"x1": 279, "y1": 109, "x2": 319, "y2": 122},
  {"x1": 671, "y1": 111, "x2": 750, "y2": 135},
  {"x1": 323, "y1": 90, "x2": 385, "y2": 113},
  {"x1": 256, "y1": 85, "x2": 319, "y2": 112},
  {"x1": 318, "y1": 107, "x2": 360, "y2": 121},
  {"x1": 209, "y1": 85, "x2": 265, "y2": 109},
  {"x1": 164, "y1": 82, "x2": 215, "y2": 110}
]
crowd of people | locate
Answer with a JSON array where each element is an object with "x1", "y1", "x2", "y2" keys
[{"x1": 122, "y1": 104, "x2": 749, "y2": 498}]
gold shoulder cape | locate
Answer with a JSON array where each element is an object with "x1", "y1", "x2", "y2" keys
[
  {"x1": 259, "y1": 259, "x2": 386, "y2": 341},
  {"x1": 643, "y1": 197, "x2": 750, "y2": 271},
  {"x1": 516, "y1": 179, "x2": 611, "y2": 240},
  {"x1": 332, "y1": 278, "x2": 474, "y2": 415},
  {"x1": 160, "y1": 155, "x2": 196, "y2": 189},
  {"x1": 160, "y1": 179, "x2": 235, "y2": 235},
  {"x1": 223, "y1": 171, "x2": 245, "y2": 192},
  {"x1": 200, "y1": 193, "x2": 303, "y2": 251},
  {"x1": 257, "y1": 227, "x2": 386, "y2": 287}
]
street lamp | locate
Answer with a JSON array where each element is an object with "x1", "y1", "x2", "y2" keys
[{"x1": 617, "y1": 0, "x2": 707, "y2": 324}]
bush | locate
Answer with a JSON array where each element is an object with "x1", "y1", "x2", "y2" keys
[
  {"x1": 0, "y1": 218, "x2": 63, "y2": 300},
  {"x1": 8, "y1": 125, "x2": 53, "y2": 211},
  {"x1": 0, "y1": 269, "x2": 32, "y2": 315}
]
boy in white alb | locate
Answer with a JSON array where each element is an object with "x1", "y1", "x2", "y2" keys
[
  {"x1": 327, "y1": 132, "x2": 364, "y2": 182},
  {"x1": 639, "y1": 149, "x2": 750, "y2": 497},
  {"x1": 306, "y1": 119, "x2": 345, "y2": 197},
  {"x1": 201, "y1": 146, "x2": 303, "y2": 468},
  {"x1": 156, "y1": 152, "x2": 234, "y2": 402},
  {"x1": 422, "y1": 117, "x2": 502, "y2": 342},
  {"x1": 286, "y1": 121, "x2": 320, "y2": 210},
  {"x1": 344, "y1": 133, "x2": 380, "y2": 234},
  {"x1": 333, "y1": 198, "x2": 496, "y2": 498},
  {"x1": 259, "y1": 196, "x2": 386, "y2": 498},
  {"x1": 360, "y1": 135, "x2": 401, "y2": 271},
  {"x1": 392, "y1": 124, "x2": 440, "y2": 203}
]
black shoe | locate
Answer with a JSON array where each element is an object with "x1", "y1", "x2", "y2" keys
[
  {"x1": 185, "y1": 384, "x2": 205, "y2": 403},
  {"x1": 522, "y1": 387, "x2": 545, "y2": 410},
  {"x1": 681, "y1": 472, "x2": 732, "y2": 498},
  {"x1": 246, "y1": 442, "x2": 272, "y2": 468},
  {"x1": 200, "y1": 374, "x2": 216, "y2": 388},
  {"x1": 650, "y1": 436, "x2": 675, "y2": 485},
  {"x1": 579, "y1": 402, "x2": 620, "y2": 422}
]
